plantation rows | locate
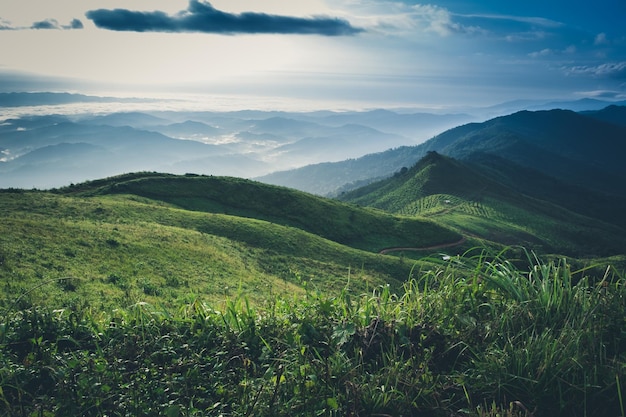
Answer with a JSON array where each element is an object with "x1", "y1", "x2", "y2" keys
[
  {"x1": 455, "y1": 201, "x2": 501, "y2": 219},
  {"x1": 399, "y1": 194, "x2": 457, "y2": 216},
  {"x1": 398, "y1": 193, "x2": 504, "y2": 222},
  {"x1": 1, "y1": 250, "x2": 624, "y2": 417}
]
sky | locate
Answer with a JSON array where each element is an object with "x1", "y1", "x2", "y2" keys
[{"x1": 1, "y1": 0, "x2": 625, "y2": 109}]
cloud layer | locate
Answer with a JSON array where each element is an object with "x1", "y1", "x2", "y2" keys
[{"x1": 86, "y1": 0, "x2": 362, "y2": 36}]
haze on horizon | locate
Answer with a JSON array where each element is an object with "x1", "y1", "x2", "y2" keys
[{"x1": 1, "y1": 0, "x2": 626, "y2": 110}]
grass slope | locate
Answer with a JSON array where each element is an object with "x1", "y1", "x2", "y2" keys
[
  {"x1": 0, "y1": 173, "x2": 463, "y2": 310},
  {"x1": 339, "y1": 152, "x2": 626, "y2": 257},
  {"x1": 58, "y1": 172, "x2": 462, "y2": 252}
]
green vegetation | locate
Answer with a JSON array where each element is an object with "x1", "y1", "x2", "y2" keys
[
  {"x1": 0, "y1": 186, "x2": 432, "y2": 310},
  {"x1": 1, "y1": 172, "x2": 624, "y2": 416},
  {"x1": 1, "y1": 249, "x2": 624, "y2": 416},
  {"x1": 59, "y1": 172, "x2": 461, "y2": 252},
  {"x1": 339, "y1": 152, "x2": 626, "y2": 258}
]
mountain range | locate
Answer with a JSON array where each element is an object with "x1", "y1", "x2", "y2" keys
[
  {"x1": 259, "y1": 105, "x2": 626, "y2": 258},
  {"x1": 3, "y1": 91, "x2": 626, "y2": 191},
  {"x1": 0, "y1": 92, "x2": 149, "y2": 107},
  {"x1": 0, "y1": 103, "x2": 475, "y2": 189},
  {"x1": 260, "y1": 106, "x2": 626, "y2": 197}
]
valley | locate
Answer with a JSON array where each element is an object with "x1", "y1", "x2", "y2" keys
[{"x1": 0, "y1": 93, "x2": 476, "y2": 189}]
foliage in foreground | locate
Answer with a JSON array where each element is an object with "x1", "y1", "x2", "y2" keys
[{"x1": 0, "y1": 249, "x2": 624, "y2": 417}]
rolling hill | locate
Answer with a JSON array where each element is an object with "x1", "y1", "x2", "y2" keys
[
  {"x1": 2, "y1": 94, "x2": 626, "y2": 417},
  {"x1": 60, "y1": 172, "x2": 461, "y2": 252},
  {"x1": 338, "y1": 152, "x2": 626, "y2": 257},
  {"x1": 0, "y1": 173, "x2": 463, "y2": 310}
]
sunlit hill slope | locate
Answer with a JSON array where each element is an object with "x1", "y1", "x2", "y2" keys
[{"x1": 0, "y1": 173, "x2": 462, "y2": 310}]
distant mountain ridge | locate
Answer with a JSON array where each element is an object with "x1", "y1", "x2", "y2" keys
[
  {"x1": 259, "y1": 106, "x2": 626, "y2": 197},
  {"x1": 2, "y1": 91, "x2": 625, "y2": 195},
  {"x1": 418, "y1": 109, "x2": 626, "y2": 193},
  {"x1": 0, "y1": 106, "x2": 478, "y2": 189},
  {"x1": 0, "y1": 92, "x2": 149, "y2": 107},
  {"x1": 581, "y1": 105, "x2": 626, "y2": 127}
]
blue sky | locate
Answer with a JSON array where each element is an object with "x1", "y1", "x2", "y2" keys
[{"x1": 1, "y1": 0, "x2": 625, "y2": 109}]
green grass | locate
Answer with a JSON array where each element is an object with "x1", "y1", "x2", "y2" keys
[
  {"x1": 0, "y1": 186, "x2": 439, "y2": 311},
  {"x1": 425, "y1": 195, "x2": 626, "y2": 257},
  {"x1": 338, "y1": 153, "x2": 626, "y2": 257},
  {"x1": 1, "y1": 173, "x2": 625, "y2": 416},
  {"x1": 0, "y1": 248, "x2": 624, "y2": 416},
  {"x1": 58, "y1": 172, "x2": 462, "y2": 252}
]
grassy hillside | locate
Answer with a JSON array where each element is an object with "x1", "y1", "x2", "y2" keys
[
  {"x1": 465, "y1": 152, "x2": 626, "y2": 230},
  {"x1": 0, "y1": 174, "x2": 466, "y2": 311},
  {"x1": 1, "y1": 171, "x2": 625, "y2": 416},
  {"x1": 339, "y1": 152, "x2": 626, "y2": 257},
  {"x1": 59, "y1": 172, "x2": 461, "y2": 252}
]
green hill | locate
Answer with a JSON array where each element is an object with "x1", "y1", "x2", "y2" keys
[
  {"x1": 0, "y1": 173, "x2": 462, "y2": 310},
  {"x1": 59, "y1": 172, "x2": 461, "y2": 252},
  {"x1": 339, "y1": 152, "x2": 626, "y2": 257}
]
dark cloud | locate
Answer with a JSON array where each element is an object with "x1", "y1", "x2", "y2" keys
[
  {"x1": 31, "y1": 19, "x2": 61, "y2": 30},
  {"x1": 29, "y1": 18, "x2": 83, "y2": 30},
  {"x1": 66, "y1": 19, "x2": 84, "y2": 30},
  {"x1": 86, "y1": 0, "x2": 363, "y2": 36}
]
